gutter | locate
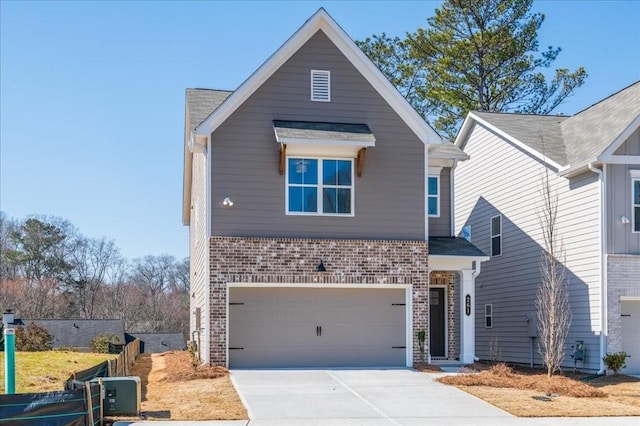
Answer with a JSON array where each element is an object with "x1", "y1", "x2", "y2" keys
[{"x1": 588, "y1": 162, "x2": 607, "y2": 374}]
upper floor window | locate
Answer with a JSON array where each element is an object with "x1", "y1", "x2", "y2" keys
[
  {"x1": 490, "y1": 215, "x2": 502, "y2": 257},
  {"x1": 428, "y1": 176, "x2": 440, "y2": 217},
  {"x1": 287, "y1": 158, "x2": 353, "y2": 215},
  {"x1": 633, "y1": 177, "x2": 640, "y2": 232},
  {"x1": 311, "y1": 70, "x2": 330, "y2": 102}
]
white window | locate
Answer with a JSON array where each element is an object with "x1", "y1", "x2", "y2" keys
[
  {"x1": 286, "y1": 158, "x2": 353, "y2": 215},
  {"x1": 427, "y1": 176, "x2": 440, "y2": 217},
  {"x1": 485, "y1": 304, "x2": 493, "y2": 328},
  {"x1": 490, "y1": 215, "x2": 502, "y2": 257},
  {"x1": 311, "y1": 70, "x2": 330, "y2": 102},
  {"x1": 633, "y1": 177, "x2": 640, "y2": 233}
]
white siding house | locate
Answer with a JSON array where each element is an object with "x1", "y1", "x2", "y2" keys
[{"x1": 455, "y1": 81, "x2": 640, "y2": 374}]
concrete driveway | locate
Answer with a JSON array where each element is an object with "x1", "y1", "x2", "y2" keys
[
  {"x1": 230, "y1": 368, "x2": 640, "y2": 426},
  {"x1": 231, "y1": 368, "x2": 512, "y2": 425}
]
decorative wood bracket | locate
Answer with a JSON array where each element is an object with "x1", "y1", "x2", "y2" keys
[
  {"x1": 279, "y1": 144, "x2": 287, "y2": 175},
  {"x1": 357, "y1": 147, "x2": 366, "y2": 177}
]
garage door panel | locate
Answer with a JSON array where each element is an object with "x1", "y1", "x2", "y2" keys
[
  {"x1": 230, "y1": 344, "x2": 322, "y2": 368},
  {"x1": 228, "y1": 287, "x2": 407, "y2": 368},
  {"x1": 621, "y1": 301, "x2": 640, "y2": 374},
  {"x1": 324, "y1": 325, "x2": 405, "y2": 345}
]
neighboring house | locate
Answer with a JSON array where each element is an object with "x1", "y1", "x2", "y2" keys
[
  {"x1": 183, "y1": 9, "x2": 488, "y2": 368},
  {"x1": 20, "y1": 319, "x2": 125, "y2": 352},
  {"x1": 454, "y1": 82, "x2": 640, "y2": 374},
  {"x1": 125, "y1": 333, "x2": 186, "y2": 353}
]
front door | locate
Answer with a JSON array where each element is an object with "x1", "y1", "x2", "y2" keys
[{"x1": 430, "y1": 288, "x2": 445, "y2": 357}]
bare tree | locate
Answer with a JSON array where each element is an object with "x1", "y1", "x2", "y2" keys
[
  {"x1": 536, "y1": 171, "x2": 572, "y2": 377},
  {"x1": 65, "y1": 236, "x2": 122, "y2": 318}
]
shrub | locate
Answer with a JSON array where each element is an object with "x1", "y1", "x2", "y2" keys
[
  {"x1": 15, "y1": 323, "x2": 54, "y2": 351},
  {"x1": 603, "y1": 351, "x2": 627, "y2": 374},
  {"x1": 489, "y1": 362, "x2": 514, "y2": 377},
  {"x1": 90, "y1": 333, "x2": 121, "y2": 353}
]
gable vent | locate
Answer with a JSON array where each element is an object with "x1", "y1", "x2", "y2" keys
[{"x1": 311, "y1": 70, "x2": 330, "y2": 102}]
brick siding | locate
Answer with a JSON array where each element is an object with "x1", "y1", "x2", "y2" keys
[
  {"x1": 208, "y1": 237, "x2": 429, "y2": 365},
  {"x1": 607, "y1": 254, "x2": 640, "y2": 352}
]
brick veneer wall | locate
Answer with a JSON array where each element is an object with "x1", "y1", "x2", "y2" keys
[
  {"x1": 209, "y1": 237, "x2": 429, "y2": 366},
  {"x1": 607, "y1": 254, "x2": 640, "y2": 353}
]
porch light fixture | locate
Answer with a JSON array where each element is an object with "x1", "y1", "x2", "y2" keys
[
  {"x1": 620, "y1": 215, "x2": 630, "y2": 224},
  {"x1": 316, "y1": 259, "x2": 326, "y2": 272},
  {"x1": 223, "y1": 197, "x2": 234, "y2": 207}
]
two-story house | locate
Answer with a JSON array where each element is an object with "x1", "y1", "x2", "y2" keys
[
  {"x1": 183, "y1": 9, "x2": 487, "y2": 368},
  {"x1": 454, "y1": 81, "x2": 640, "y2": 374}
]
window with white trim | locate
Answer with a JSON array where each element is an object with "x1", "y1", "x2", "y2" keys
[
  {"x1": 485, "y1": 304, "x2": 493, "y2": 328},
  {"x1": 427, "y1": 176, "x2": 440, "y2": 217},
  {"x1": 311, "y1": 70, "x2": 330, "y2": 102},
  {"x1": 287, "y1": 158, "x2": 353, "y2": 215},
  {"x1": 490, "y1": 215, "x2": 502, "y2": 257},
  {"x1": 633, "y1": 177, "x2": 640, "y2": 232}
]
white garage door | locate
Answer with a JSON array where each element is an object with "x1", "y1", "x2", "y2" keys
[
  {"x1": 228, "y1": 287, "x2": 407, "y2": 368},
  {"x1": 621, "y1": 300, "x2": 640, "y2": 375}
]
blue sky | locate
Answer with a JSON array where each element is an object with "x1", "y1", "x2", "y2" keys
[{"x1": 1, "y1": 0, "x2": 639, "y2": 261}]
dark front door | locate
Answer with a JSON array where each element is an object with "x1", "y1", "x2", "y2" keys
[{"x1": 430, "y1": 288, "x2": 445, "y2": 357}]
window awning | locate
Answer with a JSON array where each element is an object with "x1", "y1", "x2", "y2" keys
[{"x1": 273, "y1": 120, "x2": 375, "y2": 157}]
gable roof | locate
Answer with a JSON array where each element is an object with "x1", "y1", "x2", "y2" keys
[
  {"x1": 193, "y1": 8, "x2": 441, "y2": 145},
  {"x1": 125, "y1": 332, "x2": 185, "y2": 353},
  {"x1": 186, "y1": 89, "x2": 232, "y2": 131},
  {"x1": 469, "y1": 112, "x2": 569, "y2": 166},
  {"x1": 21, "y1": 319, "x2": 124, "y2": 350},
  {"x1": 561, "y1": 80, "x2": 640, "y2": 166},
  {"x1": 455, "y1": 81, "x2": 640, "y2": 173},
  {"x1": 183, "y1": 89, "x2": 232, "y2": 224},
  {"x1": 183, "y1": 8, "x2": 445, "y2": 225}
]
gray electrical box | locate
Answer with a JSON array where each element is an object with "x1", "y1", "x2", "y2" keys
[{"x1": 91, "y1": 376, "x2": 141, "y2": 416}]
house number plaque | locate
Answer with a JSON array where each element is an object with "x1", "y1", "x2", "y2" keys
[{"x1": 465, "y1": 294, "x2": 471, "y2": 316}]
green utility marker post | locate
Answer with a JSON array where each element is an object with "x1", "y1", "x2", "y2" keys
[
  {"x1": 3, "y1": 309, "x2": 16, "y2": 394},
  {"x1": 4, "y1": 327, "x2": 16, "y2": 394}
]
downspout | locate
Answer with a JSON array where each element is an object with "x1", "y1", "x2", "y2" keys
[
  {"x1": 472, "y1": 260, "x2": 482, "y2": 362},
  {"x1": 588, "y1": 162, "x2": 606, "y2": 374}
]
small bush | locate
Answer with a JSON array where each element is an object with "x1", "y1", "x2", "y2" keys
[
  {"x1": 603, "y1": 352, "x2": 627, "y2": 374},
  {"x1": 15, "y1": 323, "x2": 54, "y2": 351},
  {"x1": 489, "y1": 362, "x2": 515, "y2": 377},
  {"x1": 90, "y1": 333, "x2": 121, "y2": 353},
  {"x1": 457, "y1": 365, "x2": 479, "y2": 375}
]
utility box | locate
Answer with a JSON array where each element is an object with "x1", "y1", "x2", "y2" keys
[{"x1": 91, "y1": 376, "x2": 141, "y2": 416}]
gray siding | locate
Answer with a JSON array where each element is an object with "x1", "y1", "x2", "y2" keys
[
  {"x1": 455, "y1": 123, "x2": 602, "y2": 370},
  {"x1": 429, "y1": 167, "x2": 452, "y2": 237},
  {"x1": 189, "y1": 150, "x2": 209, "y2": 362},
  {"x1": 209, "y1": 31, "x2": 425, "y2": 240},
  {"x1": 607, "y1": 129, "x2": 640, "y2": 254}
]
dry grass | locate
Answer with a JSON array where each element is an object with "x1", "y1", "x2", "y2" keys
[
  {"x1": 437, "y1": 363, "x2": 640, "y2": 417},
  {"x1": 413, "y1": 362, "x2": 443, "y2": 372},
  {"x1": 0, "y1": 351, "x2": 116, "y2": 393},
  {"x1": 107, "y1": 351, "x2": 247, "y2": 422}
]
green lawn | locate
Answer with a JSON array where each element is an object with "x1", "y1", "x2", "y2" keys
[{"x1": 0, "y1": 351, "x2": 116, "y2": 394}]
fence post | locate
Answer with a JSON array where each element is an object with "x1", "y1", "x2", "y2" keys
[{"x1": 84, "y1": 381, "x2": 94, "y2": 426}]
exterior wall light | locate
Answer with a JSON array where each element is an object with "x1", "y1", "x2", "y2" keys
[
  {"x1": 316, "y1": 259, "x2": 326, "y2": 272},
  {"x1": 223, "y1": 197, "x2": 234, "y2": 207},
  {"x1": 620, "y1": 215, "x2": 630, "y2": 224}
]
